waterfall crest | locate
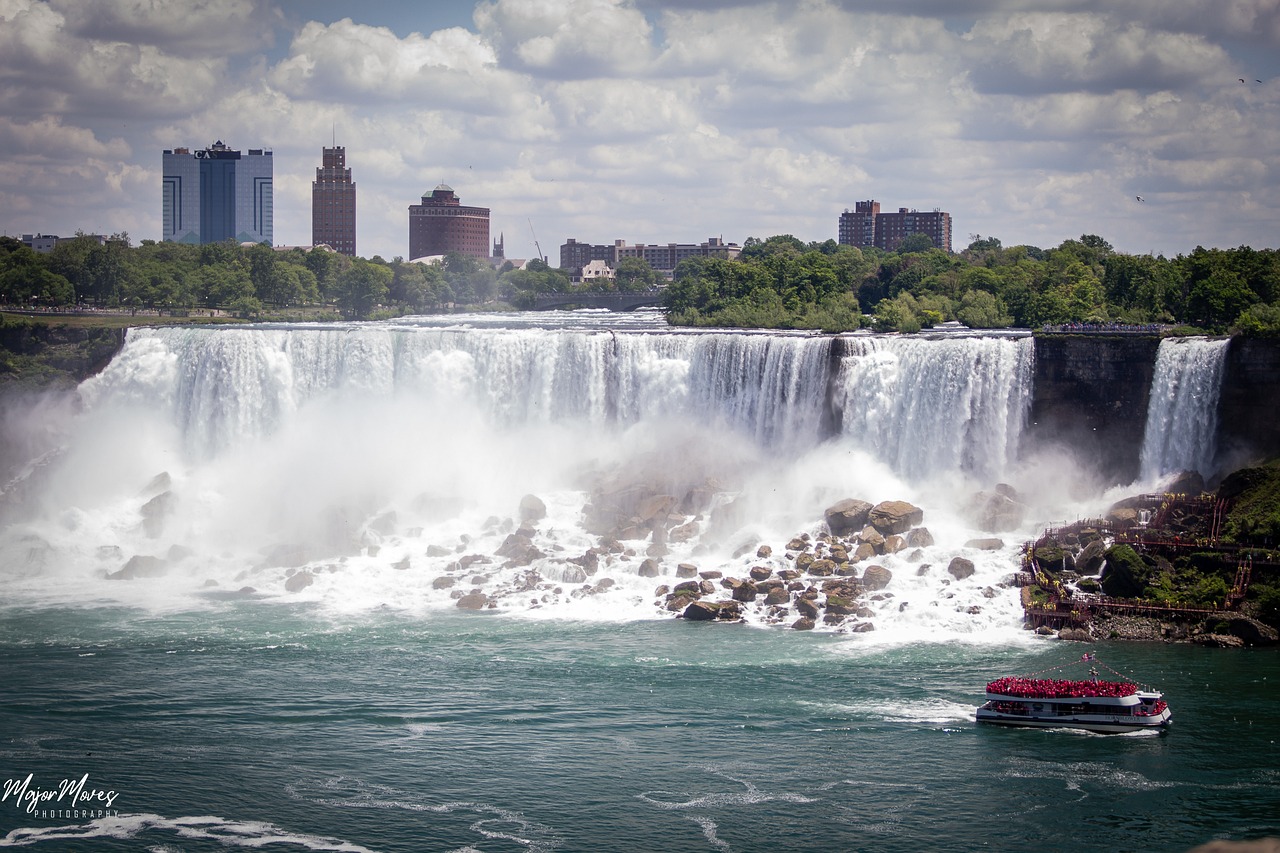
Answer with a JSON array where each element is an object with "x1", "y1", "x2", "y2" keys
[
  {"x1": 833, "y1": 336, "x2": 1035, "y2": 483},
  {"x1": 1137, "y1": 337, "x2": 1230, "y2": 482}
]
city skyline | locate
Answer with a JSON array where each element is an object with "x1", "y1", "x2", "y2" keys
[{"x1": 2, "y1": 0, "x2": 1279, "y2": 262}]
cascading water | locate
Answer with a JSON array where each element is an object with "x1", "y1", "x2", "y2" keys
[
  {"x1": 834, "y1": 335, "x2": 1035, "y2": 483},
  {"x1": 1137, "y1": 336, "x2": 1230, "y2": 483},
  {"x1": 0, "y1": 316, "x2": 1043, "y2": 640}
]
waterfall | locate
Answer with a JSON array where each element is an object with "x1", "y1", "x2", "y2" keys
[
  {"x1": 1138, "y1": 337, "x2": 1230, "y2": 482},
  {"x1": 833, "y1": 335, "x2": 1035, "y2": 483},
  {"x1": 79, "y1": 325, "x2": 837, "y2": 457},
  {"x1": 0, "y1": 319, "x2": 1040, "y2": 638}
]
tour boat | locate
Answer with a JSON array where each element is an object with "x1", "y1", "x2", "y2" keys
[{"x1": 976, "y1": 654, "x2": 1171, "y2": 733}]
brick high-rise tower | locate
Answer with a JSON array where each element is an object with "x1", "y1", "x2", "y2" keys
[{"x1": 312, "y1": 146, "x2": 356, "y2": 256}]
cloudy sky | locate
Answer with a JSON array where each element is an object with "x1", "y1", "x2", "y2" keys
[{"x1": 2, "y1": 0, "x2": 1278, "y2": 262}]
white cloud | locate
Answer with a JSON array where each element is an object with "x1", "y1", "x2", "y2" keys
[
  {"x1": 49, "y1": 0, "x2": 279, "y2": 55},
  {"x1": 965, "y1": 13, "x2": 1229, "y2": 95},
  {"x1": 1, "y1": 0, "x2": 1278, "y2": 260},
  {"x1": 474, "y1": 0, "x2": 656, "y2": 77},
  {"x1": 269, "y1": 18, "x2": 509, "y2": 107}
]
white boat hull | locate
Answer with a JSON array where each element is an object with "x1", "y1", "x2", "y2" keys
[{"x1": 976, "y1": 707, "x2": 1171, "y2": 733}]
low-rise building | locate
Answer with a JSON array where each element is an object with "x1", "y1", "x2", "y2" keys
[{"x1": 558, "y1": 236, "x2": 740, "y2": 276}]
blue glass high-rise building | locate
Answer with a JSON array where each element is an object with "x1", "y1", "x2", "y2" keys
[{"x1": 162, "y1": 141, "x2": 272, "y2": 244}]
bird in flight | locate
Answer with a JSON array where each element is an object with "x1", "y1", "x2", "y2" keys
[
  {"x1": 1240, "y1": 78, "x2": 1246, "y2": 83},
  {"x1": 1136, "y1": 196, "x2": 1145, "y2": 202}
]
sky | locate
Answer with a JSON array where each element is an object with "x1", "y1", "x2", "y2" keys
[{"x1": 1, "y1": 0, "x2": 1278, "y2": 263}]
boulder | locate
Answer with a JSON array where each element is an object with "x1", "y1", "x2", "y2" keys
[
  {"x1": 794, "y1": 597, "x2": 820, "y2": 619},
  {"x1": 964, "y1": 538, "x2": 1004, "y2": 551},
  {"x1": 869, "y1": 501, "x2": 923, "y2": 535},
  {"x1": 432, "y1": 576, "x2": 456, "y2": 589},
  {"x1": 756, "y1": 544, "x2": 772, "y2": 558},
  {"x1": 668, "y1": 520, "x2": 700, "y2": 543},
  {"x1": 1226, "y1": 617, "x2": 1280, "y2": 647},
  {"x1": 456, "y1": 592, "x2": 491, "y2": 610},
  {"x1": 682, "y1": 600, "x2": 742, "y2": 621},
  {"x1": 285, "y1": 570, "x2": 314, "y2": 593},
  {"x1": 106, "y1": 554, "x2": 167, "y2": 580},
  {"x1": 1075, "y1": 539, "x2": 1107, "y2": 576},
  {"x1": 731, "y1": 581, "x2": 759, "y2": 602},
  {"x1": 636, "y1": 494, "x2": 678, "y2": 524},
  {"x1": 809, "y1": 559, "x2": 837, "y2": 577},
  {"x1": 882, "y1": 535, "x2": 906, "y2": 555},
  {"x1": 140, "y1": 491, "x2": 176, "y2": 539},
  {"x1": 519, "y1": 494, "x2": 547, "y2": 523},
  {"x1": 676, "y1": 563, "x2": 699, "y2": 578},
  {"x1": 791, "y1": 617, "x2": 816, "y2": 631},
  {"x1": 1193, "y1": 633, "x2": 1245, "y2": 648},
  {"x1": 764, "y1": 587, "x2": 789, "y2": 606},
  {"x1": 824, "y1": 499, "x2": 873, "y2": 535},
  {"x1": 1057, "y1": 627, "x2": 1092, "y2": 642},
  {"x1": 1033, "y1": 538, "x2": 1067, "y2": 573},
  {"x1": 857, "y1": 527, "x2": 886, "y2": 552},
  {"x1": 824, "y1": 595, "x2": 857, "y2": 615},
  {"x1": 1105, "y1": 506, "x2": 1140, "y2": 527},
  {"x1": 638, "y1": 558, "x2": 662, "y2": 578},
  {"x1": 852, "y1": 543, "x2": 878, "y2": 563},
  {"x1": 861, "y1": 565, "x2": 892, "y2": 591},
  {"x1": 666, "y1": 594, "x2": 698, "y2": 612},
  {"x1": 947, "y1": 557, "x2": 976, "y2": 580},
  {"x1": 426, "y1": 544, "x2": 452, "y2": 557},
  {"x1": 1165, "y1": 470, "x2": 1206, "y2": 496},
  {"x1": 905, "y1": 527, "x2": 934, "y2": 548},
  {"x1": 969, "y1": 491, "x2": 1026, "y2": 532},
  {"x1": 749, "y1": 566, "x2": 773, "y2": 582}
]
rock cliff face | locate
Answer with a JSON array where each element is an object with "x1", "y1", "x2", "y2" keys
[
  {"x1": 1025, "y1": 335, "x2": 1161, "y2": 484},
  {"x1": 1024, "y1": 335, "x2": 1280, "y2": 483},
  {"x1": 1218, "y1": 339, "x2": 1280, "y2": 467},
  {"x1": 0, "y1": 318, "x2": 125, "y2": 387}
]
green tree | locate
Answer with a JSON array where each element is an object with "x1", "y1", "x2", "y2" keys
[
  {"x1": 955, "y1": 289, "x2": 1012, "y2": 328},
  {"x1": 1232, "y1": 302, "x2": 1280, "y2": 337},
  {"x1": 334, "y1": 259, "x2": 392, "y2": 319},
  {"x1": 615, "y1": 257, "x2": 660, "y2": 292}
]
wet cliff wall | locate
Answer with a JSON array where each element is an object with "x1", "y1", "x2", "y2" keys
[
  {"x1": 1218, "y1": 338, "x2": 1280, "y2": 468},
  {"x1": 1027, "y1": 335, "x2": 1280, "y2": 484},
  {"x1": 1026, "y1": 335, "x2": 1161, "y2": 484},
  {"x1": 0, "y1": 317, "x2": 125, "y2": 388}
]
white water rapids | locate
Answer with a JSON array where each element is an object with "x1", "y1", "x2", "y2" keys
[{"x1": 0, "y1": 315, "x2": 1230, "y2": 643}]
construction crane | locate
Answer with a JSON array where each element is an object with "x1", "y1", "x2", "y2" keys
[{"x1": 528, "y1": 218, "x2": 546, "y2": 264}]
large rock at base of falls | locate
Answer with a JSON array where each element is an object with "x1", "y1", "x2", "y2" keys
[
  {"x1": 824, "y1": 499, "x2": 873, "y2": 536},
  {"x1": 869, "y1": 501, "x2": 923, "y2": 535},
  {"x1": 140, "y1": 491, "x2": 176, "y2": 539},
  {"x1": 1075, "y1": 539, "x2": 1107, "y2": 576},
  {"x1": 967, "y1": 491, "x2": 1026, "y2": 533},
  {"x1": 107, "y1": 554, "x2": 167, "y2": 580},
  {"x1": 861, "y1": 564, "x2": 892, "y2": 591},
  {"x1": 519, "y1": 494, "x2": 547, "y2": 523},
  {"x1": 947, "y1": 557, "x2": 976, "y2": 580},
  {"x1": 905, "y1": 527, "x2": 934, "y2": 548},
  {"x1": 456, "y1": 592, "x2": 491, "y2": 610},
  {"x1": 284, "y1": 570, "x2": 314, "y2": 593},
  {"x1": 682, "y1": 600, "x2": 743, "y2": 621}
]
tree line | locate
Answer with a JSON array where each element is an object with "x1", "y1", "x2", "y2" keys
[
  {"x1": 663, "y1": 233, "x2": 1280, "y2": 335},
  {"x1": 4, "y1": 231, "x2": 1279, "y2": 334},
  {"x1": 0, "y1": 234, "x2": 653, "y2": 320}
]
